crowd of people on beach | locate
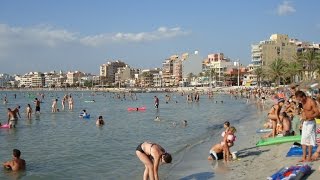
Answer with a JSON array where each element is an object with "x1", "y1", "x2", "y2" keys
[{"x1": 3, "y1": 86, "x2": 320, "y2": 178}]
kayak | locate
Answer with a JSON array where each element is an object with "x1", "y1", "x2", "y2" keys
[
  {"x1": 127, "y1": 107, "x2": 146, "y2": 111},
  {"x1": 256, "y1": 135, "x2": 301, "y2": 147}
]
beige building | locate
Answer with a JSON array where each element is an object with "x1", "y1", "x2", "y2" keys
[
  {"x1": 202, "y1": 53, "x2": 232, "y2": 86},
  {"x1": 100, "y1": 60, "x2": 126, "y2": 84},
  {"x1": 162, "y1": 55, "x2": 180, "y2": 87},
  {"x1": 251, "y1": 34, "x2": 297, "y2": 68}
]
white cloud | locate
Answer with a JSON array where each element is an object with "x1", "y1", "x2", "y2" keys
[
  {"x1": 277, "y1": 1, "x2": 296, "y2": 16},
  {"x1": 0, "y1": 24, "x2": 189, "y2": 48},
  {"x1": 80, "y1": 26, "x2": 189, "y2": 46}
]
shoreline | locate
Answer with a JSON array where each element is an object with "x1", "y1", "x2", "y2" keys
[
  {"x1": 167, "y1": 96, "x2": 320, "y2": 179},
  {"x1": 0, "y1": 86, "x2": 242, "y2": 93}
]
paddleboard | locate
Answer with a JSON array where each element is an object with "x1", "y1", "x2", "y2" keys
[{"x1": 256, "y1": 135, "x2": 301, "y2": 147}]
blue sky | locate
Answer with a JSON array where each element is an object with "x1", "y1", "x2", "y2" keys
[{"x1": 0, "y1": 0, "x2": 319, "y2": 74}]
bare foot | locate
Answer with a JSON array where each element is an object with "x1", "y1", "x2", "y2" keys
[
  {"x1": 208, "y1": 156, "x2": 213, "y2": 160},
  {"x1": 298, "y1": 159, "x2": 306, "y2": 162},
  {"x1": 306, "y1": 158, "x2": 313, "y2": 162}
]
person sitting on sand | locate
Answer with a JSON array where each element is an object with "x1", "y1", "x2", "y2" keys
[
  {"x1": 281, "y1": 112, "x2": 292, "y2": 136},
  {"x1": 136, "y1": 142, "x2": 172, "y2": 180},
  {"x1": 3, "y1": 149, "x2": 26, "y2": 171},
  {"x1": 96, "y1": 116, "x2": 104, "y2": 126}
]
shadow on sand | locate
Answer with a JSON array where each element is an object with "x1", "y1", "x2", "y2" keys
[
  {"x1": 179, "y1": 172, "x2": 214, "y2": 180},
  {"x1": 236, "y1": 146, "x2": 270, "y2": 158}
]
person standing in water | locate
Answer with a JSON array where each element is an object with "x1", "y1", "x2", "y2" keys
[
  {"x1": 34, "y1": 98, "x2": 41, "y2": 114},
  {"x1": 7, "y1": 108, "x2": 16, "y2": 128},
  {"x1": 68, "y1": 95, "x2": 74, "y2": 110},
  {"x1": 136, "y1": 142, "x2": 172, "y2": 180},
  {"x1": 26, "y1": 104, "x2": 32, "y2": 119},
  {"x1": 154, "y1": 96, "x2": 159, "y2": 109},
  {"x1": 3, "y1": 149, "x2": 26, "y2": 171},
  {"x1": 52, "y1": 99, "x2": 58, "y2": 112}
]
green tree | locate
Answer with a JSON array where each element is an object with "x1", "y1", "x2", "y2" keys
[
  {"x1": 297, "y1": 50, "x2": 320, "y2": 80},
  {"x1": 254, "y1": 67, "x2": 264, "y2": 87},
  {"x1": 268, "y1": 58, "x2": 287, "y2": 86},
  {"x1": 284, "y1": 61, "x2": 303, "y2": 83}
]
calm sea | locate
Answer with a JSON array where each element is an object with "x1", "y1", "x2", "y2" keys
[{"x1": 0, "y1": 91, "x2": 259, "y2": 180}]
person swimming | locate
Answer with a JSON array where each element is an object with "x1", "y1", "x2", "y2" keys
[{"x1": 154, "y1": 116, "x2": 160, "y2": 121}]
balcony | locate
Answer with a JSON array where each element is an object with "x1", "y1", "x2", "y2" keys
[{"x1": 252, "y1": 58, "x2": 262, "y2": 62}]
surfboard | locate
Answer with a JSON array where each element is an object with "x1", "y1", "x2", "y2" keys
[{"x1": 256, "y1": 135, "x2": 301, "y2": 147}]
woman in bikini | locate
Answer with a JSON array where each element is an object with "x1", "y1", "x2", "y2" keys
[
  {"x1": 265, "y1": 98, "x2": 285, "y2": 138},
  {"x1": 136, "y1": 142, "x2": 172, "y2": 180}
]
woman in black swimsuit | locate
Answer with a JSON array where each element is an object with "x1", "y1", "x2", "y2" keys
[{"x1": 136, "y1": 142, "x2": 172, "y2": 180}]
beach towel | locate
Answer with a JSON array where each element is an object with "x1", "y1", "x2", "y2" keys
[
  {"x1": 286, "y1": 145, "x2": 318, "y2": 157},
  {"x1": 268, "y1": 164, "x2": 312, "y2": 180}
]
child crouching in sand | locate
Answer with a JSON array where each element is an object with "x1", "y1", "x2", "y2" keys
[
  {"x1": 222, "y1": 126, "x2": 237, "y2": 161},
  {"x1": 208, "y1": 126, "x2": 237, "y2": 162}
]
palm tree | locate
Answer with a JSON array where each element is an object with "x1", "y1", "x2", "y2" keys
[
  {"x1": 254, "y1": 67, "x2": 264, "y2": 87},
  {"x1": 204, "y1": 68, "x2": 215, "y2": 86},
  {"x1": 268, "y1": 58, "x2": 287, "y2": 86},
  {"x1": 297, "y1": 50, "x2": 320, "y2": 80},
  {"x1": 284, "y1": 61, "x2": 303, "y2": 83}
]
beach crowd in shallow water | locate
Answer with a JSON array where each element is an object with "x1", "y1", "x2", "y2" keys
[{"x1": 1, "y1": 86, "x2": 320, "y2": 179}]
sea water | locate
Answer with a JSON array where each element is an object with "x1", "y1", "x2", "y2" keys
[{"x1": 0, "y1": 91, "x2": 260, "y2": 179}]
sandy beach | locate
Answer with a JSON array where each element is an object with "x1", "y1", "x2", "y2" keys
[{"x1": 167, "y1": 96, "x2": 320, "y2": 180}]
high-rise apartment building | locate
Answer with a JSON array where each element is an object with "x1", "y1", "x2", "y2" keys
[
  {"x1": 251, "y1": 34, "x2": 297, "y2": 68},
  {"x1": 100, "y1": 60, "x2": 126, "y2": 84}
]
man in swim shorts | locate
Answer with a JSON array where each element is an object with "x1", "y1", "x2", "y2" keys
[
  {"x1": 7, "y1": 108, "x2": 16, "y2": 128},
  {"x1": 3, "y1": 149, "x2": 26, "y2": 171},
  {"x1": 154, "y1": 96, "x2": 159, "y2": 109},
  {"x1": 295, "y1": 91, "x2": 319, "y2": 162},
  {"x1": 136, "y1": 142, "x2": 172, "y2": 180},
  {"x1": 34, "y1": 98, "x2": 41, "y2": 114}
]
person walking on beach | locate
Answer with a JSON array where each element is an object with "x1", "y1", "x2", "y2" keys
[
  {"x1": 34, "y1": 98, "x2": 41, "y2": 114},
  {"x1": 154, "y1": 96, "x2": 159, "y2": 109},
  {"x1": 136, "y1": 142, "x2": 172, "y2": 180},
  {"x1": 3, "y1": 149, "x2": 26, "y2": 171},
  {"x1": 295, "y1": 90, "x2": 319, "y2": 162}
]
